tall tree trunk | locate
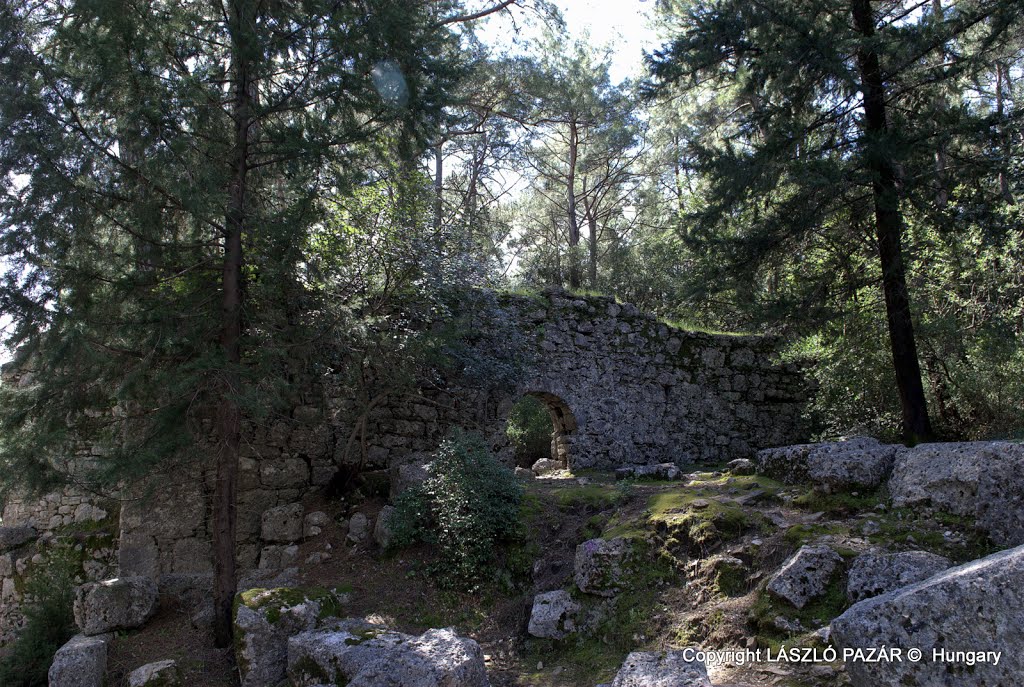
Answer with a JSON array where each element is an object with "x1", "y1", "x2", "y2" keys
[
  {"x1": 931, "y1": 0, "x2": 949, "y2": 209},
  {"x1": 851, "y1": 0, "x2": 934, "y2": 442},
  {"x1": 433, "y1": 141, "x2": 443, "y2": 232},
  {"x1": 996, "y1": 61, "x2": 1015, "y2": 204},
  {"x1": 567, "y1": 117, "x2": 581, "y2": 289},
  {"x1": 213, "y1": 0, "x2": 253, "y2": 648}
]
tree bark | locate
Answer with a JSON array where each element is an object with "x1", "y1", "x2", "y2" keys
[
  {"x1": 851, "y1": 0, "x2": 934, "y2": 442},
  {"x1": 433, "y1": 141, "x2": 443, "y2": 232},
  {"x1": 212, "y1": 0, "x2": 253, "y2": 648},
  {"x1": 567, "y1": 117, "x2": 582, "y2": 289},
  {"x1": 996, "y1": 61, "x2": 1014, "y2": 204}
]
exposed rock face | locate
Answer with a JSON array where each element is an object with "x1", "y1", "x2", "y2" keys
[
  {"x1": 832, "y1": 544, "x2": 1024, "y2": 687},
  {"x1": 767, "y1": 545, "x2": 843, "y2": 609},
  {"x1": 846, "y1": 551, "x2": 952, "y2": 603},
  {"x1": 0, "y1": 525, "x2": 37, "y2": 552},
  {"x1": 374, "y1": 506, "x2": 395, "y2": 549},
  {"x1": 757, "y1": 437, "x2": 897, "y2": 488},
  {"x1": 128, "y1": 659, "x2": 182, "y2": 687},
  {"x1": 574, "y1": 538, "x2": 634, "y2": 597},
  {"x1": 261, "y1": 503, "x2": 304, "y2": 543},
  {"x1": 48, "y1": 633, "x2": 111, "y2": 687},
  {"x1": 233, "y1": 587, "x2": 344, "y2": 687},
  {"x1": 527, "y1": 590, "x2": 580, "y2": 639},
  {"x1": 611, "y1": 650, "x2": 711, "y2": 687},
  {"x1": 288, "y1": 620, "x2": 489, "y2": 687},
  {"x1": 390, "y1": 458, "x2": 431, "y2": 500},
  {"x1": 890, "y1": 442, "x2": 1024, "y2": 546},
  {"x1": 74, "y1": 577, "x2": 159, "y2": 635}
]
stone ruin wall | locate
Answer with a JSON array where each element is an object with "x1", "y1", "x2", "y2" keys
[{"x1": 0, "y1": 288, "x2": 812, "y2": 646}]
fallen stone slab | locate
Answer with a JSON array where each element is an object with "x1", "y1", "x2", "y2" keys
[
  {"x1": 74, "y1": 577, "x2": 159, "y2": 636},
  {"x1": 832, "y1": 543, "x2": 1024, "y2": 687},
  {"x1": 890, "y1": 441, "x2": 1024, "y2": 546},
  {"x1": 611, "y1": 650, "x2": 711, "y2": 687},
  {"x1": 767, "y1": 545, "x2": 843, "y2": 609},
  {"x1": 532, "y1": 458, "x2": 564, "y2": 475},
  {"x1": 527, "y1": 590, "x2": 580, "y2": 639},
  {"x1": 757, "y1": 437, "x2": 897, "y2": 488},
  {"x1": 374, "y1": 505, "x2": 395, "y2": 549},
  {"x1": 128, "y1": 659, "x2": 182, "y2": 687},
  {"x1": 48, "y1": 633, "x2": 112, "y2": 687},
  {"x1": 846, "y1": 551, "x2": 951, "y2": 603},
  {"x1": 288, "y1": 620, "x2": 489, "y2": 687}
]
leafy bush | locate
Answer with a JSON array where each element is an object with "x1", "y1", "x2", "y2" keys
[
  {"x1": 389, "y1": 430, "x2": 523, "y2": 591},
  {"x1": 0, "y1": 545, "x2": 79, "y2": 687},
  {"x1": 505, "y1": 396, "x2": 553, "y2": 467}
]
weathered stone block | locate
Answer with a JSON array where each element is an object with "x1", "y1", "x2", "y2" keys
[
  {"x1": 611, "y1": 650, "x2": 711, "y2": 687},
  {"x1": 48, "y1": 633, "x2": 111, "y2": 687},
  {"x1": 832, "y1": 544, "x2": 1024, "y2": 686},
  {"x1": 574, "y1": 537, "x2": 634, "y2": 597},
  {"x1": 74, "y1": 577, "x2": 159, "y2": 636},
  {"x1": 767, "y1": 545, "x2": 842, "y2": 609},
  {"x1": 528, "y1": 590, "x2": 580, "y2": 639},
  {"x1": 846, "y1": 551, "x2": 951, "y2": 603}
]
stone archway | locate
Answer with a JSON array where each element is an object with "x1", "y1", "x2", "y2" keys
[{"x1": 527, "y1": 391, "x2": 577, "y2": 468}]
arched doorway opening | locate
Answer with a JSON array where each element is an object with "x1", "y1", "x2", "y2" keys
[{"x1": 505, "y1": 392, "x2": 577, "y2": 469}]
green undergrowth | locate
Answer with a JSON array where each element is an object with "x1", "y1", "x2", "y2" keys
[
  {"x1": 792, "y1": 487, "x2": 886, "y2": 516},
  {"x1": 549, "y1": 483, "x2": 629, "y2": 512}
]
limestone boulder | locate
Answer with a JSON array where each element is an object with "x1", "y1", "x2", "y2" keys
[
  {"x1": 233, "y1": 587, "x2": 345, "y2": 687},
  {"x1": 374, "y1": 505, "x2": 395, "y2": 549},
  {"x1": 0, "y1": 525, "x2": 37, "y2": 552},
  {"x1": 574, "y1": 537, "x2": 634, "y2": 597},
  {"x1": 128, "y1": 660, "x2": 182, "y2": 687},
  {"x1": 74, "y1": 577, "x2": 159, "y2": 635},
  {"x1": 757, "y1": 437, "x2": 897, "y2": 488},
  {"x1": 527, "y1": 590, "x2": 580, "y2": 639},
  {"x1": 890, "y1": 442, "x2": 1024, "y2": 546},
  {"x1": 347, "y1": 512, "x2": 369, "y2": 544},
  {"x1": 288, "y1": 621, "x2": 489, "y2": 687},
  {"x1": 611, "y1": 650, "x2": 711, "y2": 687},
  {"x1": 48, "y1": 633, "x2": 111, "y2": 687},
  {"x1": 805, "y1": 445, "x2": 900, "y2": 490},
  {"x1": 767, "y1": 545, "x2": 843, "y2": 609},
  {"x1": 389, "y1": 457, "x2": 431, "y2": 500},
  {"x1": 303, "y1": 511, "x2": 330, "y2": 538},
  {"x1": 261, "y1": 503, "x2": 304, "y2": 543},
  {"x1": 832, "y1": 544, "x2": 1024, "y2": 686},
  {"x1": 532, "y1": 458, "x2": 563, "y2": 476},
  {"x1": 727, "y1": 458, "x2": 756, "y2": 476},
  {"x1": 846, "y1": 551, "x2": 952, "y2": 603},
  {"x1": 974, "y1": 443, "x2": 1024, "y2": 547}
]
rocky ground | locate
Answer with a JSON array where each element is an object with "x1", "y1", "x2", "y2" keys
[{"x1": 31, "y1": 438, "x2": 1024, "y2": 686}]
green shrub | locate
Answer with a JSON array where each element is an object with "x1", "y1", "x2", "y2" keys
[
  {"x1": 0, "y1": 545, "x2": 79, "y2": 687},
  {"x1": 389, "y1": 430, "x2": 523, "y2": 591},
  {"x1": 505, "y1": 396, "x2": 552, "y2": 467}
]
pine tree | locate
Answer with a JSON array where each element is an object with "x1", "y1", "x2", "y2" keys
[
  {"x1": 0, "y1": 0, "x2": 458, "y2": 644},
  {"x1": 645, "y1": 0, "x2": 1022, "y2": 441}
]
